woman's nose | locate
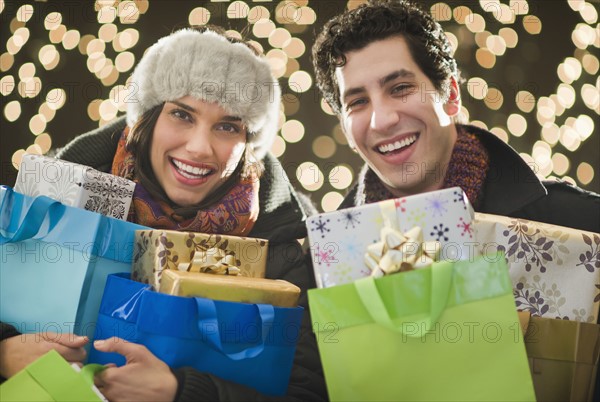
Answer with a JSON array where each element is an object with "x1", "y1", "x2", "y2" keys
[{"x1": 184, "y1": 127, "x2": 213, "y2": 157}]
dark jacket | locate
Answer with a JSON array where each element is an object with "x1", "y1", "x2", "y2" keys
[
  {"x1": 340, "y1": 124, "x2": 600, "y2": 233},
  {"x1": 2, "y1": 117, "x2": 327, "y2": 401}
]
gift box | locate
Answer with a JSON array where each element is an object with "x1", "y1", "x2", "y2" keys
[
  {"x1": 132, "y1": 229, "x2": 269, "y2": 289},
  {"x1": 306, "y1": 187, "x2": 477, "y2": 288},
  {"x1": 518, "y1": 312, "x2": 600, "y2": 402},
  {"x1": 14, "y1": 153, "x2": 135, "y2": 220},
  {"x1": 0, "y1": 350, "x2": 107, "y2": 401},
  {"x1": 159, "y1": 270, "x2": 300, "y2": 307},
  {"x1": 475, "y1": 212, "x2": 600, "y2": 322}
]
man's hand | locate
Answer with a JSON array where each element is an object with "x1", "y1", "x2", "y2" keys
[
  {"x1": 0, "y1": 332, "x2": 88, "y2": 378},
  {"x1": 93, "y1": 337, "x2": 178, "y2": 402}
]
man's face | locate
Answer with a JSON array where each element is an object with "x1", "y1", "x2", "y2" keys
[{"x1": 335, "y1": 35, "x2": 460, "y2": 197}]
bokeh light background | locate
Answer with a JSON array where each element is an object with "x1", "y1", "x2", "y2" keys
[{"x1": 1, "y1": 0, "x2": 598, "y2": 213}]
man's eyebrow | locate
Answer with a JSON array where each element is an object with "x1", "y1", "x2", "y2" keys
[
  {"x1": 341, "y1": 69, "x2": 416, "y2": 104},
  {"x1": 379, "y1": 69, "x2": 416, "y2": 87},
  {"x1": 342, "y1": 87, "x2": 366, "y2": 103},
  {"x1": 168, "y1": 100, "x2": 242, "y2": 121}
]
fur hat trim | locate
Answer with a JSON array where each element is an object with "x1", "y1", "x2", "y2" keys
[{"x1": 126, "y1": 29, "x2": 280, "y2": 158}]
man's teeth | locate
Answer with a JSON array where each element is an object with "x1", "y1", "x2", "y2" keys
[
  {"x1": 172, "y1": 159, "x2": 211, "y2": 178},
  {"x1": 378, "y1": 135, "x2": 417, "y2": 154}
]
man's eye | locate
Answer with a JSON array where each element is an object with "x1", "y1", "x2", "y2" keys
[
  {"x1": 347, "y1": 98, "x2": 367, "y2": 110},
  {"x1": 391, "y1": 84, "x2": 412, "y2": 94}
]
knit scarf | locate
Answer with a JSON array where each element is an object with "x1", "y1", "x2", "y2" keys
[
  {"x1": 357, "y1": 125, "x2": 490, "y2": 208},
  {"x1": 111, "y1": 129, "x2": 259, "y2": 236}
]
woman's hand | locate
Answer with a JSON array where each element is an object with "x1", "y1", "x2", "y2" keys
[
  {"x1": 93, "y1": 337, "x2": 178, "y2": 402},
  {"x1": 0, "y1": 332, "x2": 88, "y2": 378}
]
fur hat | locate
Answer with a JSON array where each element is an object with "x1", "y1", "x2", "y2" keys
[{"x1": 126, "y1": 28, "x2": 281, "y2": 159}]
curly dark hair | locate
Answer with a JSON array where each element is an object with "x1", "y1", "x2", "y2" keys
[{"x1": 312, "y1": 0, "x2": 460, "y2": 115}]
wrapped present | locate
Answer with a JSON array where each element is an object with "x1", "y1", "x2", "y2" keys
[
  {"x1": 306, "y1": 187, "x2": 477, "y2": 288},
  {"x1": 159, "y1": 269, "x2": 300, "y2": 307},
  {"x1": 518, "y1": 312, "x2": 600, "y2": 402},
  {"x1": 14, "y1": 153, "x2": 135, "y2": 220},
  {"x1": 132, "y1": 229, "x2": 268, "y2": 289},
  {"x1": 0, "y1": 350, "x2": 107, "y2": 401},
  {"x1": 475, "y1": 212, "x2": 600, "y2": 322}
]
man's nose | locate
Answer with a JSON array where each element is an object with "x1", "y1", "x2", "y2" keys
[{"x1": 370, "y1": 98, "x2": 400, "y2": 132}]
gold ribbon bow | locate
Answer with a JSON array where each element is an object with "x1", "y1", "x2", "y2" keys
[
  {"x1": 178, "y1": 247, "x2": 241, "y2": 275},
  {"x1": 364, "y1": 226, "x2": 440, "y2": 277}
]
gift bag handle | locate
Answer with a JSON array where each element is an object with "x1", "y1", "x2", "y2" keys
[
  {"x1": 195, "y1": 298, "x2": 274, "y2": 360},
  {"x1": 354, "y1": 261, "x2": 453, "y2": 337},
  {"x1": 0, "y1": 187, "x2": 64, "y2": 244},
  {"x1": 80, "y1": 364, "x2": 105, "y2": 387}
]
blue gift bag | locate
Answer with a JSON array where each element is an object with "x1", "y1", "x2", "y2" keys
[
  {"x1": 0, "y1": 186, "x2": 147, "y2": 338},
  {"x1": 89, "y1": 273, "x2": 304, "y2": 396}
]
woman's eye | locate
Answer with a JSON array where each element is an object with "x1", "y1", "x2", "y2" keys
[
  {"x1": 218, "y1": 123, "x2": 242, "y2": 134},
  {"x1": 170, "y1": 109, "x2": 192, "y2": 122}
]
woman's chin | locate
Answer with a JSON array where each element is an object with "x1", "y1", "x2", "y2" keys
[{"x1": 167, "y1": 192, "x2": 207, "y2": 208}]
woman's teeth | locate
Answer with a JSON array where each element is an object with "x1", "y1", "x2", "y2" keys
[
  {"x1": 172, "y1": 159, "x2": 211, "y2": 178},
  {"x1": 378, "y1": 134, "x2": 417, "y2": 154}
]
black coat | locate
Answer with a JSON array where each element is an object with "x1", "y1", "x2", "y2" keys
[
  {"x1": 2, "y1": 116, "x2": 327, "y2": 401},
  {"x1": 341, "y1": 124, "x2": 600, "y2": 233}
]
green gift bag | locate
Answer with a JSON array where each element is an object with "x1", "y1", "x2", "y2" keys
[
  {"x1": 308, "y1": 254, "x2": 536, "y2": 401},
  {"x1": 0, "y1": 350, "x2": 105, "y2": 401}
]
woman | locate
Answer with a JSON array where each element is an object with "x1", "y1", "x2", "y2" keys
[{"x1": 0, "y1": 26, "x2": 325, "y2": 401}]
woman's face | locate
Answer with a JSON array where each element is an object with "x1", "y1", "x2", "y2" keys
[{"x1": 150, "y1": 96, "x2": 247, "y2": 207}]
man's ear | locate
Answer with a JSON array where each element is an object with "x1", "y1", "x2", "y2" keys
[{"x1": 443, "y1": 76, "x2": 461, "y2": 117}]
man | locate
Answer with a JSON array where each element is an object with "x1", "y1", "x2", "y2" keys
[{"x1": 312, "y1": 0, "x2": 599, "y2": 232}]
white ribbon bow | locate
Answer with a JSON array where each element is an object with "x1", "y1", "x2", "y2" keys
[{"x1": 364, "y1": 226, "x2": 440, "y2": 277}]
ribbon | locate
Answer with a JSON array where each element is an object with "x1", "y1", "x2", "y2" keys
[
  {"x1": 364, "y1": 226, "x2": 440, "y2": 277},
  {"x1": 178, "y1": 247, "x2": 241, "y2": 275}
]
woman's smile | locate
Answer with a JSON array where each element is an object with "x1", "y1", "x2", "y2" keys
[{"x1": 150, "y1": 96, "x2": 247, "y2": 207}]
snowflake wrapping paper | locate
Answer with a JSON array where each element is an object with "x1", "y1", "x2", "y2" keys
[
  {"x1": 132, "y1": 229, "x2": 268, "y2": 289},
  {"x1": 475, "y1": 213, "x2": 600, "y2": 323},
  {"x1": 306, "y1": 187, "x2": 477, "y2": 288},
  {"x1": 15, "y1": 154, "x2": 135, "y2": 220}
]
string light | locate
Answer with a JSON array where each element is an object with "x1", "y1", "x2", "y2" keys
[
  {"x1": 281, "y1": 119, "x2": 305, "y2": 143},
  {"x1": 329, "y1": 165, "x2": 354, "y2": 190},
  {"x1": 2, "y1": 0, "x2": 597, "y2": 210},
  {"x1": 321, "y1": 192, "x2": 344, "y2": 212},
  {"x1": 312, "y1": 136, "x2": 337, "y2": 159}
]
